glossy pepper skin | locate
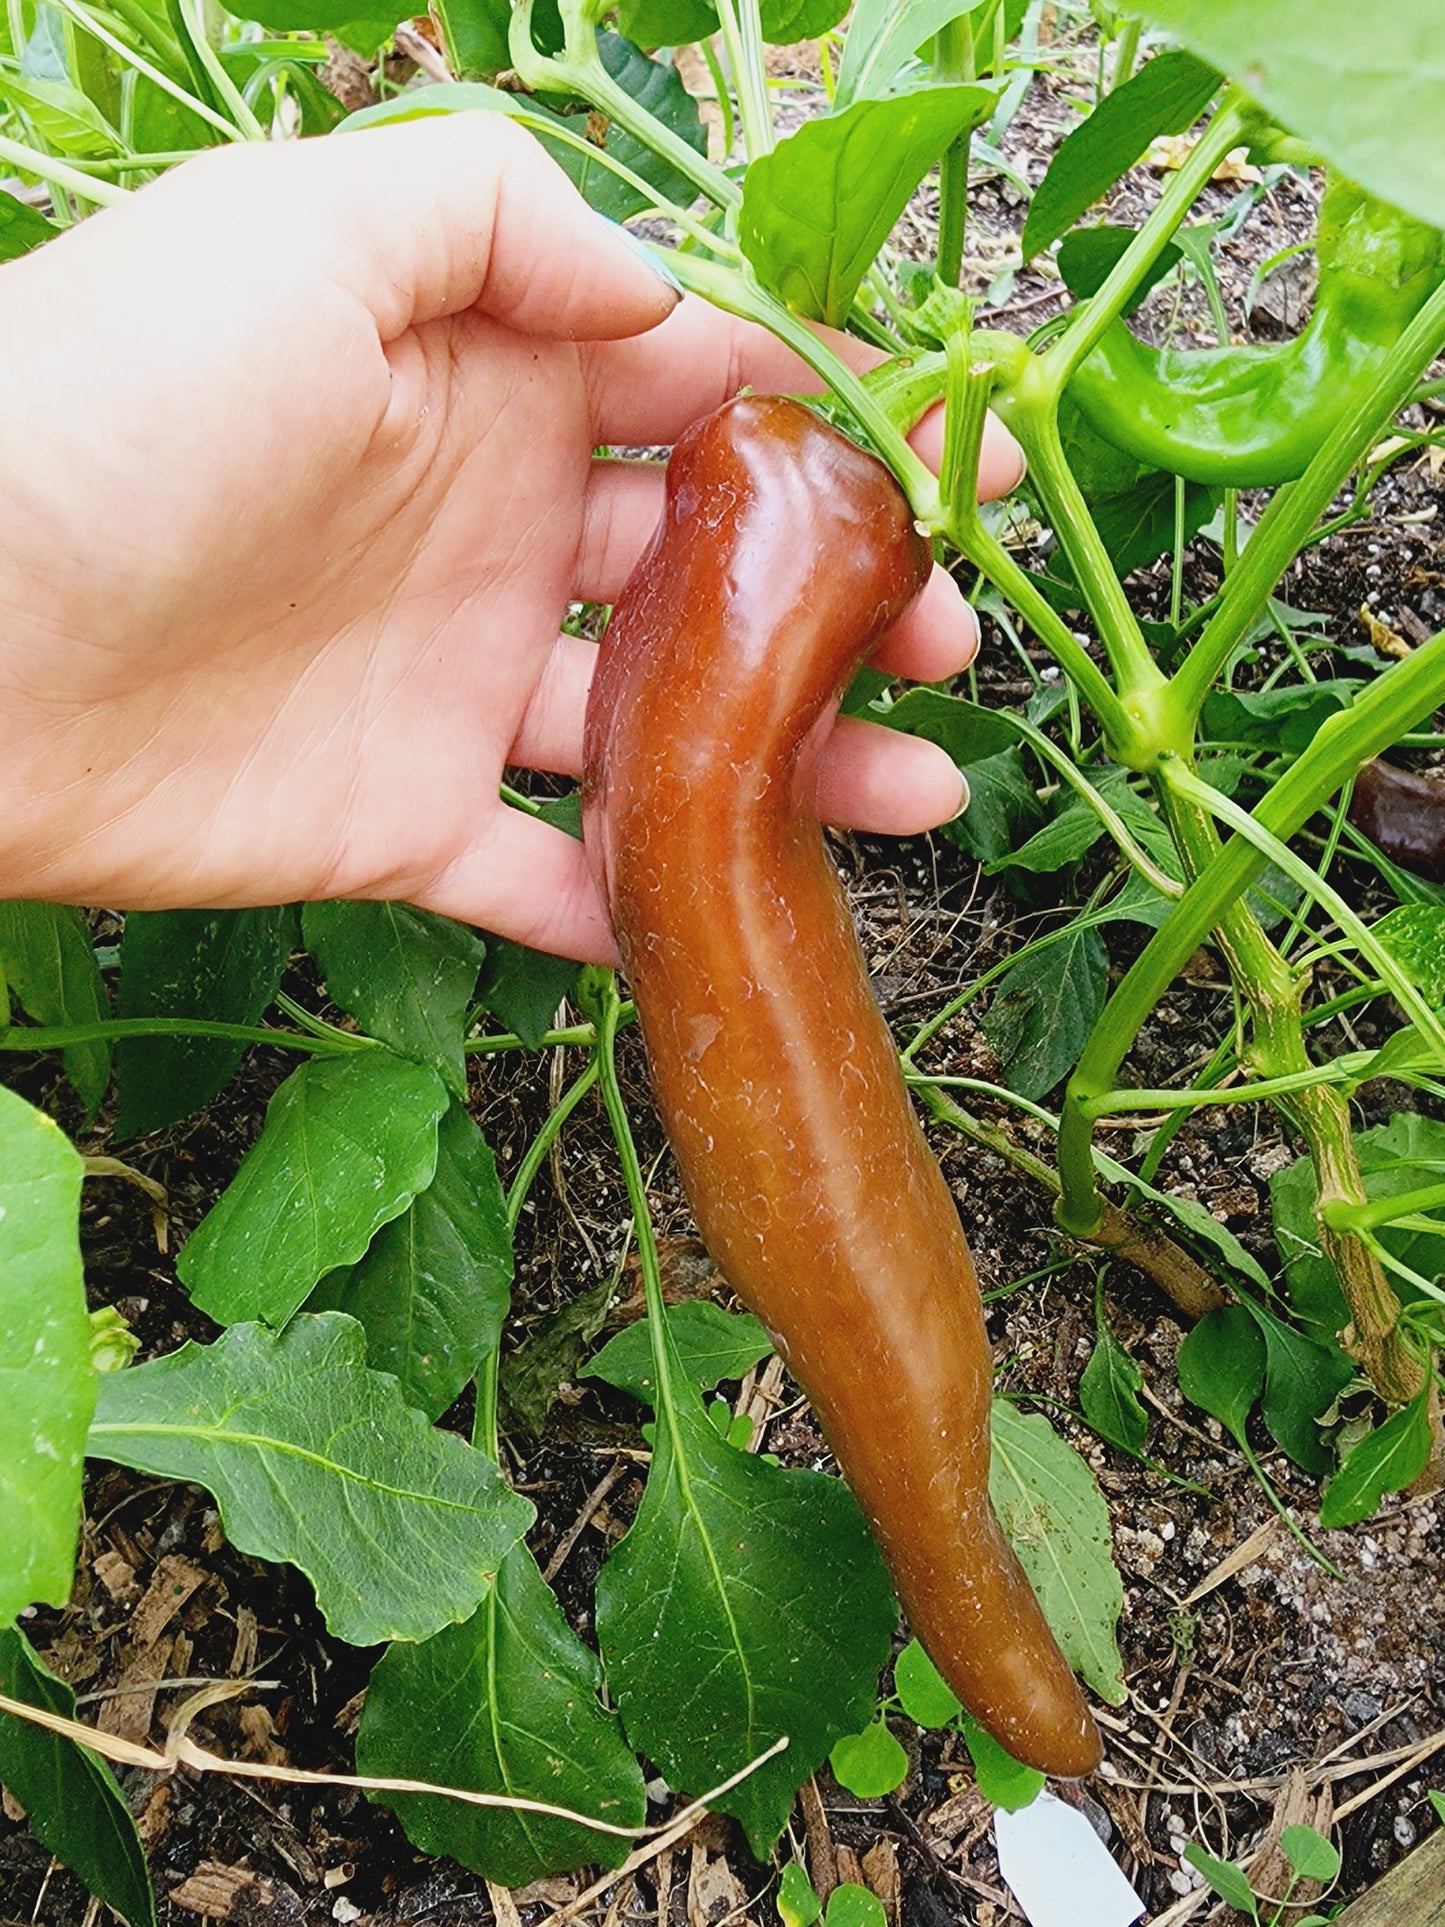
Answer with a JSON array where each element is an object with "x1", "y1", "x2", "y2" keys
[
  {"x1": 1067, "y1": 177, "x2": 1444, "y2": 487},
  {"x1": 582, "y1": 394, "x2": 1101, "y2": 1780},
  {"x1": 1349, "y1": 759, "x2": 1445, "y2": 883}
]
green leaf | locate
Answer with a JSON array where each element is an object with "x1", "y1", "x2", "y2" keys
[
  {"x1": 1319, "y1": 1386, "x2": 1433, "y2": 1529},
  {"x1": 1022, "y1": 50, "x2": 1220, "y2": 258},
  {"x1": 0, "y1": 187, "x2": 58, "y2": 259},
  {"x1": 433, "y1": 0, "x2": 514, "y2": 75},
  {"x1": 1177, "y1": 1305, "x2": 1265, "y2": 1440},
  {"x1": 616, "y1": 0, "x2": 845, "y2": 50},
  {"x1": 596, "y1": 1381, "x2": 897, "y2": 1853},
  {"x1": 88, "y1": 1313, "x2": 531, "y2": 1645},
  {"x1": 878, "y1": 687, "x2": 1021, "y2": 765},
  {"x1": 303, "y1": 900, "x2": 485, "y2": 1098},
  {"x1": 825, "y1": 1888, "x2": 887, "y2": 1927},
  {"x1": 834, "y1": 0, "x2": 992, "y2": 107},
  {"x1": 177, "y1": 1051, "x2": 449, "y2": 1329},
  {"x1": 0, "y1": 900, "x2": 110, "y2": 1113},
  {"x1": 1239, "y1": 1298, "x2": 1353, "y2": 1475},
  {"x1": 475, "y1": 936, "x2": 580, "y2": 1049},
  {"x1": 944, "y1": 746, "x2": 1044, "y2": 865},
  {"x1": 893, "y1": 1637, "x2": 962, "y2": 1728},
  {"x1": 1279, "y1": 1824, "x2": 1341, "y2": 1883},
  {"x1": 308, "y1": 1101, "x2": 512, "y2": 1420},
  {"x1": 0, "y1": 68, "x2": 119, "y2": 152},
  {"x1": 1201, "y1": 682, "x2": 1359, "y2": 755},
  {"x1": 583, "y1": 1303, "x2": 773, "y2": 1406},
  {"x1": 0, "y1": 1088, "x2": 91, "y2": 1623},
  {"x1": 989, "y1": 1403, "x2": 1125, "y2": 1704},
  {"x1": 987, "y1": 773, "x2": 1133, "y2": 877},
  {"x1": 828, "y1": 1719, "x2": 909, "y2": 1798},
  {"x1": 778, "y1": 1863, "x2": 823, "y2": 1927},
  {"x1": 1183, "y1": 1842, "x2": 1259, "y2": 1917},
  {"x1": 356, "y1": 1539, "x2": 646, "y2": 1883},
  {"x1": 1270, "y1": 1114, "x2": 1445, "y2": 1336},
  {"x1": 339, "y1": 56, "x2": 705, "y2": 225},
  {"x1": 224, "y1": 0, "x2": 383, "y2": 31},
  {"x1": 1056, "y1": 225, "x2": 1182, "y2": 311},
  {"x1": 740, "y1": 87, "x2": 996, "y2": 327},
  {"x1": 981, "y1": 925, "x2": 1109, "y2": 1101},
  {"x1": 1109, "y1": 1158, "x2": 1272, "y2": 1294},
  {"x1": 0, "y1": 1627, "x2": 154, "y2": 1927},
  {"x1": 1373, "y1": 903, "x2": 1445, "y2": 1006},
  {"x1": 1079, "y1": 1297, "x2": 1148, "y2": 1456},
  {"x1": 960, "y1": 1713, "x2": 1045, "y2": 1811},
  {"x1": 1136, "y1": 0, "x2": 1445, "y2": 230},
  {"x1": 114, "y1": 906, "x2": 294, "y2": 1137}
]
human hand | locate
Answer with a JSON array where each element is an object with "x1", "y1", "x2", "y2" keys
[{"x1": 0, "y1": 115, "x2": 1025, "y2": 962}]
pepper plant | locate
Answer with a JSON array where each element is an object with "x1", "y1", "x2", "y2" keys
[{"x1": 4, "y1": 0, "x2": 1445, "y2": 1919}]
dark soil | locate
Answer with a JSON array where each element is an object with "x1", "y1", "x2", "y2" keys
[{"x1": 6, "y1": 21, "x2": 1445, "y2": 1927}]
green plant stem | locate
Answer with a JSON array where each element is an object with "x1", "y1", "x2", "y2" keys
[
  {"x1": 472, "y1": 1059, "x2": 605, "y2": 1458},
  {"x1": 50, "y1": 0, "x2": 245, "y2": 140},
  {"x1": 721, "y1": 0, "x2": 773, "y2": 159},
  {"x1": 1328, "y1": 1182, "x2": 1445, "y2": 1237},
  {"x1": 0, "y1": 1016, "x2": 361, "y2": 1054},
  {"x1": 273, "y1": 990, "x2": 364, "y2": 1046},
  {"x1": 172, "y1": 0, "x2": 265, "y2": 138},
  {"x1": 1045, "y1": 92, "x2": 1252, "y2": 391},
  {"x1": 0, "y1": 131, "x2": 129, "y2": 205},
  {"x1": 465, "y1": 1013, "x2": 636, "y2": 1056},
  {"x1": 1173, "y1": 275, "x2": 1445, "y2": 726},
  {"x1": 931, "y1": 13, "x2": 975, "y2": 286},
  {"x1": 699, "y1": 32, "x2": 736, "y2": 161},
  {"x1": 1108, "y1": 14, "x2": 1140, "y2": 91},
  {"x1": 936, "y1": 352, "x2": 1134, "y2": 744},
  {"x1": 588, "y1": 972, "x2": 680, "y2": 1420},
  {"x1": 510, "y1": 0, "x2": 739, "y2": 211},
  {"x1": 1083, "y1": 1059, "x2": 1371, "y2": 1118}
]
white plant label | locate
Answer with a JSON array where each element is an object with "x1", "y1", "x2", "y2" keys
[{"x1": 994, "y1": 1790, "x2": 1145, "y2": 1927}]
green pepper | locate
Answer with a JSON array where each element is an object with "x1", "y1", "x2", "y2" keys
[{"x1": 1065, "y1": 177, "x2": 1444, "y2": 488}]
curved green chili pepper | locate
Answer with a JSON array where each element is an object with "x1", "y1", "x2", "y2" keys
[{"x1": 1066, "y1": 177, "x2": 1444, "y2": 487}]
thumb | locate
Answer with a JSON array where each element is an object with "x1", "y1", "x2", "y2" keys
[{"x1": 319, "y1": 111, "x2": 683, "y2": 342}]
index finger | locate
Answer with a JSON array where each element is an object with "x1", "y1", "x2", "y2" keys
[{"x1": 584, "y1": 290, "x2": 1026, "y2": 501}]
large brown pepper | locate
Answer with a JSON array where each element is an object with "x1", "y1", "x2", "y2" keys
[{"x1": 582, "y1": 393, "x2": 1100, "y2": 1778}]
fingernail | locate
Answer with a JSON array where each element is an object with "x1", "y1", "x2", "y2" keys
[
  {"x1": 603, "y1": 216, "x2": 684, "y2": 296},
  {"x1": 951, "y1": 772, "x2": 971, "y2": 819},
  {"x1": 1010, "y1": 441, "x2": 1028, "y2": 490},
  {"x1": 962, "y1": 598, "x2": 981, "y2": 667}
]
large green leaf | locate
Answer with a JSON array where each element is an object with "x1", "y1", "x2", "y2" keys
[
  {"x1": 1021, "y1": 50, "x2": 1219, "y2": 258},
  {"x1": 1240, "y1": 1298, "x2": 1353, "y2": 1476},
  {"x1": 0, "y1": 68, "x2": 119, "y2": 152},
  {"x1": 0, "y1": 900, "x2": 110, "y2": 1113},
  {"x1": 88, "y1": 1314, "x2": 531, "y2": 1645},
  {"x1": 309, "y1": 1101, "x2": 512, "y2": 1420},
  {"x1": 358, "y1": 1540, "x2": 646, "y2": 1883},
  {"x1": 303, "y1": 900, "x2": 484, "y2": 1098},
  {"x1": 596, "y1": 1382, "x2": 896, "y2": 1853},
  {"x1": 177, "y1": 1051, "x2": 448, "y2": 1328},
  {"x1": 740, "y1": 87, "x2": 996, "y2": 327},
  {"x1": 1138, "y1": 0, "x2": 1445, "y2": 230},
  {"x1": 1320, "y1": 1387, "x2": 1433, "y2": 1528},
  {"x1": 0, "y1": 1627, "x2": 154, "y2": 1927},
  {"x1": 988, "y1": 1403, "x2": 1125, "y2": 1704},
  {"x1": 114, "y1": 906, "x2": 294, "y2": 1138},
  {"x1": 0, "y1": 1088, "x2": 91, "y2": 1624},
  {"x1": 980, "y1": 924, "x2": 1109, "y2": 1100}
]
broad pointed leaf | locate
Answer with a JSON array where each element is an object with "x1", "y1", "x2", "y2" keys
[
  {"x1": 310, "y1": 1101, "x2": 512, "y2": 1419},
  {"x1": 0, "y1": 188, "x2": 58, "y2": 259},
  {"x1": 989, "y1": 1403, "x2": 1125, "y2": 1704},
  {"x1": 597, "y1": 1383, "x2": 896, "y2": 1853},
  {"x1": 0, "y1": 1627, "x2": 154, "y2": 1927},
  {"x1": 1320, "y1": 1389, "x2": 1433, "y2": 1529},
  {"x1": 0, "y1": 1088, "x2": 91, "y2": 1622},
  {"x1": 1177, "y1": 1305, "x2": 1265, "y2": 1440},
  {"x1": 0, "y1": 900, "x2": 109, "y2": 1113},
  {"x1": 358, "y1": 1541, "x2": 646, "y2": 1883},
  {"x1": 177, "y1": 1051, "x2": 448, "y2": 1328},
  {"x1": 303, "y1": 900, "x2": 485, "y2": 1097},
  {"x1": 88, "y1": 1313, "x2": 531, "y2": 1644},
  {"x1": 835, "y1": 0, "x2": 994, "y2": 109},
  {"x1": 115, "y1": 906, "x2": 294, "y2": 1137},
  {"x1": 583, "y1": 1302, "x2": 773, "y2": 1406},
  {"x1": 981, "y1": 925, "x2": 1108, "y2": 1100},
  {"x1": 740, "y1": 87, "x2": 996, "y2": 327}
]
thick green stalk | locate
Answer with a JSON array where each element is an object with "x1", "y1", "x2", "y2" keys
[
  {"x1": 1044, "y1": 92, "x2": 1252, "y2": 391},
  {"x1": 1108, "y1": 15, "x2": 1141, "y2": 91},
  {"x1": 1173, "y1": 275, "x2": 1445, "y2": 725},
  {"x1": 931, "y1": 13, "x2": 975, "y2": 286}
]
